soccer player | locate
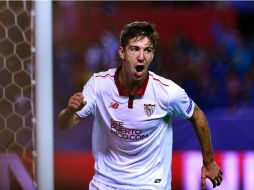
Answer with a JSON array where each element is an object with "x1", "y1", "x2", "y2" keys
[{"x1": 58, "y1": 21, "x2": 222, "y2": 190}]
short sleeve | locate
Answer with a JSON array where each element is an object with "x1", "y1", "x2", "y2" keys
[
  {"x1": 168, "y1": 83, "x2": 195, "y2": 119},
  {"x1": 76, "y1": 75, "x2": 96, "y2": 118}
]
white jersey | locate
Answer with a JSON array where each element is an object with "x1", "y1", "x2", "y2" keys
[{"x1": 77, "y1": 67, "x2": 195, "y2": 190}]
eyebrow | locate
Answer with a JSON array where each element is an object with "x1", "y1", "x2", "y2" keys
[{"x1": 127, "y1": 45, "x2": 154, "y2": 49}]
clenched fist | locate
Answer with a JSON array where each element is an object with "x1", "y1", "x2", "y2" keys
[{"x1": 67, "y1": 92, "x2": 87, "y2": 111}]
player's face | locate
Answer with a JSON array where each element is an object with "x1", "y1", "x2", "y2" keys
[{"x1": 119, "y1": 36, "x2": 154, "y2": 82}]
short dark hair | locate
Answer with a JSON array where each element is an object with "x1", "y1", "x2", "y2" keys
[{"x1": 120, "y1": 21, "x2": 159, "y2": 49}]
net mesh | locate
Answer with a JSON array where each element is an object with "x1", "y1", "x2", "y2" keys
[{"x1": 0, "y1": 0, "x2": 35, "y2": 188}]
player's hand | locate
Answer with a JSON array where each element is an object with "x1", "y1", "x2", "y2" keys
[
  {"x1": 67, "y1": 92, "x2": 86, "y2": 111},
  {"x1": 201, "y1": 161, "x2": 223, "y2": 189}
]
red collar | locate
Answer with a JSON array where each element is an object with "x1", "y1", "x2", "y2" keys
[{"x1": 114, "y1": 66, "x2": 149, "y2": 97}]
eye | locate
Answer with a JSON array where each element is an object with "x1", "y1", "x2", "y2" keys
[
  {"x1": 145, "y1": 47, "x2": 154, "y2": 54},
  {"x1": 128, "y1": 46, "x2": 139, "y2": 52}
]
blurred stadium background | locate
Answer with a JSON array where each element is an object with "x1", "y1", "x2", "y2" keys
[
  {"x1": 53, "y1": 2, "x2": 254, "y2": 190},
  {"x1": 1, "y1": 1, "x2": 254, "y2": 190}
]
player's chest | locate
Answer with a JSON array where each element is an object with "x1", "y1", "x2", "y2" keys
[{"x1": 97, "y1": 91, "x2": 168, "y2": 129}]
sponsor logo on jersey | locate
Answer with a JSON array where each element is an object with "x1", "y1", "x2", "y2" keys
[
  {"x1": 154, "y1": 179, "x2": 161, "y2": 183},
  {"x1": 110, "y1": 119, "x2": 148, "y2": 141},
  {"x1": 109, "y1": 102, "x2": 119, "y2": 109},
  {"x1": 144, "y1": 104, "x2": 155, "y2": 117}
]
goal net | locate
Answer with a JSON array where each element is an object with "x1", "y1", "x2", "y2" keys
[{"x1": 0, "y1": 1, "x2": 53, "y2": 189}]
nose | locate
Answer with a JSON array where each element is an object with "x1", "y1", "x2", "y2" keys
[{"x1": 137, "y1": 50, "x2": 145, "y2": 62}]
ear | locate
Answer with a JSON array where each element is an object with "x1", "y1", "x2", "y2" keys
[{"x1": 118, "y1": 47, "x2": 125, "y2": 60}]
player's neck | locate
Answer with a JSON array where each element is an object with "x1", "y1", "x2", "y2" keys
[{"x1": 119, "y1": 68, "x2": 147, "y2": 95}]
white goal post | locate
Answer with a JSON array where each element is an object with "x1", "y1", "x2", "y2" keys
[{"x1": 35, "y1": 1, "x2": 54, "y2": 190}]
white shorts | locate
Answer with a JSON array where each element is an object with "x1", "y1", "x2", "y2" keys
[
  {"x1": 89, "y1": 179, "x2": 135, "y2": 190},
  {"x1": 89, "y1": 179, "x2": 118, "y2": 190}
]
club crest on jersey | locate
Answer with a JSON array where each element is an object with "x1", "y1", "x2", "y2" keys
[
  {"x1": 109, "y1": 102, "x2": 119, "y2": 109},
  {"x1": 144, "y1": 104, "x2": 155, "y2": 117}
]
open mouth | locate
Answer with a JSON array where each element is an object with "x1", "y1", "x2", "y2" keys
[{"x1": 135, "y1": 65, "x2": 145, "y2": 72}]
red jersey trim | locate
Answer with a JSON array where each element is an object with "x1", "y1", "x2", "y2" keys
[
  {"x1": 149, "y1": 73, "x2": 169, "y2": 87},
  {"x1": 95, "y1": 74, "x2": 114, "y2": 78}
]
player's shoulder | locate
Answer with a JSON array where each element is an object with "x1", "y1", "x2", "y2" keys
[
  {"x1": 89, "y1": 68, "x2": 116, "y2": 92},
  {"x1": 148, "y1": 71, "x2": 176, "y2": 88}
]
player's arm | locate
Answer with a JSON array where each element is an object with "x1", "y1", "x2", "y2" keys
[
  {"x1": 188, "y1": 104, "x2": 222, "y2": 189},
  {"x1": 58, "y1": 92, "x2": 86, "y2": 129}
]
